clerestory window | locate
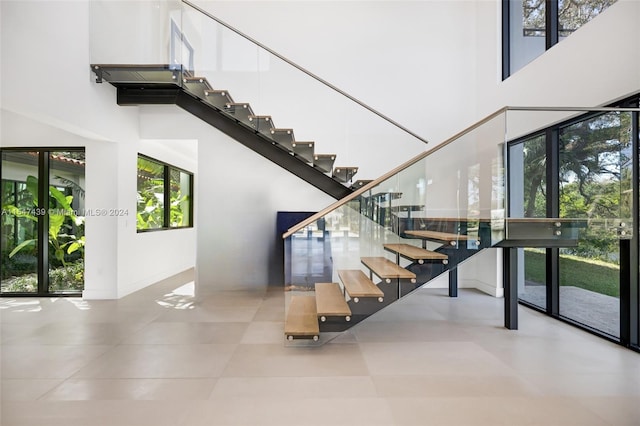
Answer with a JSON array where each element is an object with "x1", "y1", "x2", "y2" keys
[{"x1": 503, "y1": 0, "x2": 617, "y2": 79}]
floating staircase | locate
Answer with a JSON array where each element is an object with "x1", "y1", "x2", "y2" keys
[
  {"x1": 91, "y1": 64, "x2": 361, "y2": 200},
  {"x1": 284, "y1": 213, "x2": 492, "y2": 340}
]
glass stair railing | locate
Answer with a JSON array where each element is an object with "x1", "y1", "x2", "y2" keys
[
  {"x1": 89, "y1": 0, "x2": 428, "y2": 200},
  {"x1": 283, "y1": 106, "x2": 637, "y2": 344}
]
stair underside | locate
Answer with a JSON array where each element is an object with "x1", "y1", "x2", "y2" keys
[
  {"x1": 404, "y1": 230, "x2": 479, "y2": 246},
  {"x1": 383, "y1": 243, "x2": 448, "y2": 261},
  {"x1": 91, "y1": 64, "x2": 353, "y2": 200}
]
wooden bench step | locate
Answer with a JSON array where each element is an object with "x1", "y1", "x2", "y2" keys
[
  {"x1": 404, "y1": 230, "x2": 478, "y2": 246},
  {"x1": 315, "y1": 283, "x2": 351, "y2": 319},
  {"x1": 284, "y1": 296, "x2": 319, "y2": 340},
  {"x1": 361, "y1": 257, "x2": 416, "y2": 280},
  {"x1": 383, "y1": 243, "x2": 448, "y2": 262},
  {"x1": 338, "y1": 270, "x2": 384, "y2": 301}
]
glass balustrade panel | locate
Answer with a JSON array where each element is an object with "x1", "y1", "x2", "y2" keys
[
  {"x1": 89, "y1": 1, "x2": 182, "y2": 67},
  {"x1": 284, "y1": 110, "x2": 508, "y2": 343},
  {"x1": 179, "y1": 2, "x2": 426, "y2": 183}
]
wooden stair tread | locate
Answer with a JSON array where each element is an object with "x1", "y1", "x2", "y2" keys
[
  {"x1": 338, "y1": 270, "x2": 384, "y2": 298},
  {"x1": 383, "y1": 244, "x2": 448, "y2": 260},
  {"x1": 361, "y1": 257, "x2": 416, "y2": 279},
  {"x1": 404, "y1": 230, "x2": 475, "y2": 242},
  {"x1": 284, "y1": 296, "x2": 319, "y2": 337},
  {"x1": 205, "y1": 89, "x2": 229, "y2": 95},
  {"x1": 315, "y1": 283, "x2": 351, "y2": 317}
]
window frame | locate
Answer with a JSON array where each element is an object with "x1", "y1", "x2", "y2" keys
[
  {"x1": 136, "y1": 154, "x2": 194, "y2": 232},
  {"x1": 505, "y1": 95, "x2": 640, "y2": 351},
  {"x1": 503, "y1": 0, "x2": 615, "y2": 79}
]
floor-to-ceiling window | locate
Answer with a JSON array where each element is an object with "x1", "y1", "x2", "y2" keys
[
  {"x1": 1, "y1": 149, "x2": 85, "y2": 295},
  {"x1": 508, "y1": 100, "x2": 639, "y2": 350},
  {"x1": 509, "y1": 134, "x2": 548, "y2": 309},
  {"x1": 557, "y1": 111, "x2": 631, "y2": 337},
  {"x1": 503, "y1": 0, "x2": 618, "y2": 78}
]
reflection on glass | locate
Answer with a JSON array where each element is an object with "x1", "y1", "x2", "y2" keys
[
  {"x1": 179, "y1": 3, "x2": 427, "y2": 182},
  {"x1": 508, "y1": 0, "x2": 617, "y2": 76},
  {"x1": 510, "y1": 134, "x2": 547, "y2": 308},
  {"x1": 137, "y1": 156, "x2": 165, "y2": 230},
  {"x1": 558, "y1": 111, "x2": 631, "y2": 337},
  {"x1": 510, "y1": 0, "x2": 547, "y2": 73},
  {"x1": 1, "y1": 151, "x2": 40, "y2": 293},
  {"x1": 169, "y1": 168, "x2": 191, "y2": 227},
  {"x1": 48, "y1": 151, "x2": 85, "y2": 293},
  {"x1": 284, "y1": 111, "x2": 506, "y2": 343},
  {"x1": 523, "y1": 0, "x2": 546, "y2": 36},
  {"x1": 558, "y1": 0, "x2": 617, "y2": 37}
]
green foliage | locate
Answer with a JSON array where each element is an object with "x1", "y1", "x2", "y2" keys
[
  {"x1": 521, "y1": 112, "x2": 631, "y2": 264},
  {"x1": 524, "y1": 249, "x2": 619, "y2": 297},
  {"x1": 2, "y1": 175, "x2": 84, "y2": 290},
  {"x1": 1, "y1": 261, "x2": 84, "y2": 293},
  {"x1": 136, "y1": 157, "x2": 189, "y2": 229}
]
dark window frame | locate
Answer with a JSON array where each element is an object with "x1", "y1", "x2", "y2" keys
[
  {"x1": 136, "y1": 153, "x2": 194, "y2": 232},
  {"x1": 0, "y1": 147, "x2": 86, "y2": 297},
  {"x1": 503, "y1": 0, "x2": 615, "y2": 79},
  {"x1": 506, "y1": 96, "x2": 640, "y2": 351}
]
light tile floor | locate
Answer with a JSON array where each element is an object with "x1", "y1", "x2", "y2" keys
[{"x1": 1, "y1": 269, "x2": 639, "y2": 425}]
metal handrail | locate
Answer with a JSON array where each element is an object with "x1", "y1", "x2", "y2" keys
[
  {"x1": 282, "y1": 105, "x2": 640, "y2": 238},
  {"x1": 181, "y1": 0, "x2": 428, "y2": 145}
]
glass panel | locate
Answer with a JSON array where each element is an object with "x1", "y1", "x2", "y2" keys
[
  {"x1": 283, "y1": 106, "x2": 638, "y2": 344},
  {"x1": 179, "y1": 3, "x2": 427, "y2": 183},
  {"x1": 284, "y1": 111, "x2": 507, "y2": 344},
  {"x1": 509, "y1": 135, "x2": 547, "y2": 308},
  {"x1": 137, "y1": 157, "x2": 165, "y2": 230},
  {"x1": 169, "y1": 168, "x2": 191, "y2": 227},
  {"x1": 509, "y1": 0, "x2": 547, "y2": 74},
  {"x1": 558, "y1": 111, "x2": 632, "y2": 338},
  {"x1": 89, "y1": 0, "x2": 182, "y2": 66},
  {"x1": 558, "y1": 0, "x2": 617, "y2": 38},
  {"x1": 48, "y1": 151, "x2": 85, "y2": 293},
  {"x1": 1, "y1": 151, "x2": 40, "y2": 293}
]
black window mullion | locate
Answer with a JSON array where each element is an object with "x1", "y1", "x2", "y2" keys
[
  {"x1": 629, "y1": 109, "x2": 639, "y2": 347},
  {"x1": 188, "y1": 173, "x2": 194, "y2": 227},
  {"x1": 164, "y1": 165, "x2": 171, "y2": 228},
  {"x1": 502, "y1": 0, "x2": 511, "y2": 80},
  {"x1": 37, "y1": 151, "x2": 50, "y2": 294},
  {"x1": 546, "y1": 128, "x2": 560, "y2": 316},
  {"x1": 545, "y1": 0, "x2": 559, "y2": 49}
]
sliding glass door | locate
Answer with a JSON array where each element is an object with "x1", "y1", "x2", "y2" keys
[
  {"x1": 508, "y1": 104, "x2": 638, "y2": 348},
  {"x1": 1, "y1": 151, "x2": 40, "y2": 293},
  {"x1": 1, "y1": 149, "x2": 85, "y2": 295}
]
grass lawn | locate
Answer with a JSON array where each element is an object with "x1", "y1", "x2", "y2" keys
[{"x1": 524, "y1": 249, "x2": 620, "y2": 298}]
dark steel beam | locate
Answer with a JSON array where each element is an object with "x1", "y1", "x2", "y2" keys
[
  {"x1": 174, "y1": 91, "x2": 352, "y2": 200},
  {"x1": 503, "y1": 247, "x2": 518, "y2": 329}
]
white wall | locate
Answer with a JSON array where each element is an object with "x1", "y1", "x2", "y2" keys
[
  {"x1": 3, "y1": 0, "x2": 636, "y2": 299},
  {"x1": 1, "y1": 1, "x2": 197, "y2": 299},
  {"x1": 475, "y1": 0, "x2": 640, "y2": 115},
  {"x1": 190, "y1": 0, "x2": 479, "y2": 150},
  {"x1": 466, "y1": 0, "x2": 640, "y2": 295},
  {"x1": 137, "y1": 105, "x2": 335, "y2": 292}
]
